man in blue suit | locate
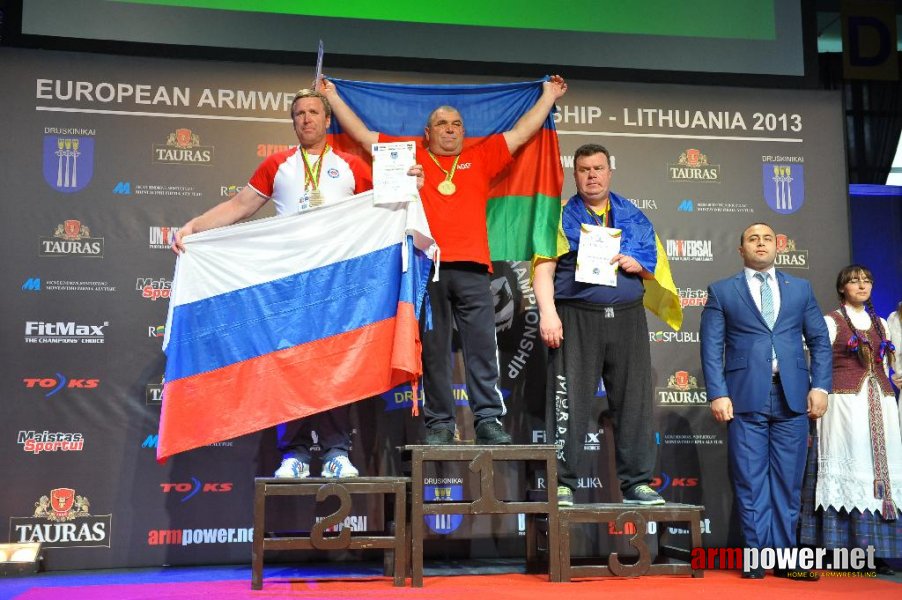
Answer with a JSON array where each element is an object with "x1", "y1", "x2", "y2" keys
[{"x1": 700, "y1": 223, "x2": 831, "y2": 579}]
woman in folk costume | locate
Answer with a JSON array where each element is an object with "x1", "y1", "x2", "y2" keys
[{"x1": 800, "y1": 265, "x2": 901, "y2": 574}]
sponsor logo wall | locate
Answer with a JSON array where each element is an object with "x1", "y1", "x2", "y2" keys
[{"x1": 0, "y1": 47, "x2": 849, "y2": 569}]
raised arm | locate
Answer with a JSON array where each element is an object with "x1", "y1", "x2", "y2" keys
[
  {"x1": 503, "y1": 75, "x2": 567, "y2": 155},
  {"x1": 320, "y1": 78, "x2": 380, "y2": 152}
]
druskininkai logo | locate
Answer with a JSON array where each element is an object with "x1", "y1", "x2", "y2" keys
[
  {"x1": 43, "y1": 132, "x2": 95, "y2": 193},
  {"x1": 763, "y1": 163, "x2": 805, "y2": 214}
]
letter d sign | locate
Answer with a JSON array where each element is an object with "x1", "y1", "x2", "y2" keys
[{"x1": 842, "y1": 0, "x2": 898, "y2": 80}]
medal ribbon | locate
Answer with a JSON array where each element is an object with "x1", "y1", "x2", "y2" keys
[
  {"x1": 427, "y1": 150, "x2": 460, "y2": 186},
  {"x1": 581, "y1": 198, "x2": 609, "y2": 227},
  {"x1": 301, "y1": 144, "x2": 330, "y2": 191}
]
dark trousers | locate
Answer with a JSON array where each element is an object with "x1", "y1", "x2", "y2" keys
[
  {"x1": 276, "y1": 404, "x2": 351, "y2": 462},
  {"x1": 420, "y1": 263, "x2": 505, "y2": 431},
  {"x1": 547, "y1": 300, "x2": 655, "y2": 493},
  {"x1": 729, "y1": 382, "x2": 808, "y2": 549}
]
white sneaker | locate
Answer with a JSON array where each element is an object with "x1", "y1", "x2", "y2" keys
[
  {"x1": 321, "y1": 455, "x2": 359, "y2": 478},
  {"x1": 274, "y1": 457, "x2": 310, "y2": 479}
]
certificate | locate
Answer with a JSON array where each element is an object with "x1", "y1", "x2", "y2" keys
[
  {"x1": 575, "y1": 224, "x2": 621, "y2": 286},
  {"x1": 372, "y1": 141, "x2": 419, "y2": 205}
]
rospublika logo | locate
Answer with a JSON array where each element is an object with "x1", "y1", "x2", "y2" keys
[
  {"x1": 665, "y1": 239, "x2": 713, "y2": 262},
  {"x1": 763, "y1": 160, "x2": 805, "y2": 214},
  {"x1": 17, "y1": 431, "x2": 85, "y2": 454},
  {"x1": 153, "y1": 128, "x2": 213, "y2": 165},
  {"x1": 656, "y1": 371, "x2": 707, "y2": 406},
  {"x1": 649, "y1": 330, "x2": 700, "y2": 344},
  {"x1": 43, "y1": 128, "x2": 95, "y2": 193},
  {"x1": 21, "y1": 277, "x2": 116, "y2": 293},
  {"x1": 221, "y1": 184, "x2": 244, "y2": 198},
  {"x1": 40, "y1": 220, "x2": 104, "y2": 258},
  {"x1": 149, "y1": 227, "x2": 180, "y2": 250},
  {"x1": 148, "y1": 325, "x2": 166, "y2": 338},
  {"x1": 10, "y1": 488, "x2": 112, "y2": 548},
  {"x1": 25, "y1": 321, "x2": 108, "y2": 344},
  {"x1": 160, "y1": 478, "x2": 234, "y2": 503},
  {"x1": 774, "y1": 233, "x2": 809, "y2": 269},
  {"x1": 667, "y1": 149, "x2": 720, "y2": 182},
  {"x1": 23, "y1": 375, "x2": 99, "y2": 397},
  {"x1": 678, "y1": 288, "x2": 708, "y2": 308},
  {"x1": 627, "y1": 197, "x2": 658, "y2": 211},
  {"x1": 137, "y1": 278, "x2": 172, "y2": 301}
]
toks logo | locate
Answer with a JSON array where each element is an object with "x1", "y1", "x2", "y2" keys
[
  {"x1": 10, "y1": 488, "x2": 111, "y2": 548},
  {"x1": 650, "y1": 472, "x2": 700, "y2": 493},
  {"x1": 136, "y1": 278, "x2": 172, "y2": 301},
  {"x1": 160, "y1": 478, "x2": 233, "y2": 503},
  {"x1": 23, "y1": 374, "x2": 99, "y2": 397}
]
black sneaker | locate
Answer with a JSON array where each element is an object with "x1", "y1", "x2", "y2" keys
[
  {"x1": 557, "y1": 485, "x2": 574, "y2": 507},
  {"x1": 475, "y1": 421, "x2": 512, "y2": 445},
  {"x1": 623, "y1": 484, "x2": 665, "y2": 505},
  {"x1": 424, "y1": 428, "x2": 454, "y2": 445}
]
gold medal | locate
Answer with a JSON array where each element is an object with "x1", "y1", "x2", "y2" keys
[
  {"x1": 437, "y1": 180, "x2": 456, "y2": 196},
  {"x1": 308, "y1": 189, "x2": 324, "y2": 207}
]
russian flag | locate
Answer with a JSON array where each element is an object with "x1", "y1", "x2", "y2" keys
[
  {"x1": 327, "y1": 77, "x2": 563, "y2": 260},
  {"x1": 157, "y1": 192, "x2": 436, "y2": 461}
]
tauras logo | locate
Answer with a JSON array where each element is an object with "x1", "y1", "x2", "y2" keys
[
  {"x1": 40, "y1": 220, "x2": 104, "y2": 257},
  {"x1": 667, "y1": 148, "x2": 720, "y2": 182},
  {"x1": 10, "y1": 488, "x2": 111, "y2": 548},
  {"x1": 25, "y1": 321, "x2": 108, "y2": 344},
  {"x1": 656, "y1": 371, "x2": 707, "y2": 405},
  {"x1": 153, "y1": 128, "x2": 214, "y2": 165}
]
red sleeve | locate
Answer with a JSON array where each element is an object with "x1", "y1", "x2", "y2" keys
[
  {"x1": 349, "y1": 154, "x2": 373, "y2": 194},
  {"x1": 247, "y1": 153, "x2": 281, "y2": 198},
  {"x1": 478, "y1": 133, "x2": 514, "y2": 180}
]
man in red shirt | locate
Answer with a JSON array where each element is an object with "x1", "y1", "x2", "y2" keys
[{"x1": 322, "y1": 76, "x2": 566, "y2": 444}]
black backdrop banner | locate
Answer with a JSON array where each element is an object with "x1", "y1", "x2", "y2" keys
[{"x1": 0, "y1": 47, "x2": 848, "y2": 570}]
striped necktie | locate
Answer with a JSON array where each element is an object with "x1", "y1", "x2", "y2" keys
[{"x1": 754, "y1": 272, "x2": 775, "y2": 329}]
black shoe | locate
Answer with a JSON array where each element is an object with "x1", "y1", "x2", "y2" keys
[
  {"x1": 875, "y1": 558, "x2": 896, "y2": 576},
  {"x1": 424, "y1": 428, "x2": 454, "y2": 445},
  {"x1": 774, "y1": 568, "x2": 819, "y2": 581},
  {"x1": 475, "y1": 421, "x2": 512, "y2": 445},
  {"x1": 623, "y1": 484, "x2": 665, "y2": 505},
  {"x1": 742, "y1": 566, "x2": 765, "y2": 579}
]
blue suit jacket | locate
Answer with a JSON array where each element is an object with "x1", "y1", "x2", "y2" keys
[{"x1": 700, "y1": 270, "x2": 831, "y2": 414}]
